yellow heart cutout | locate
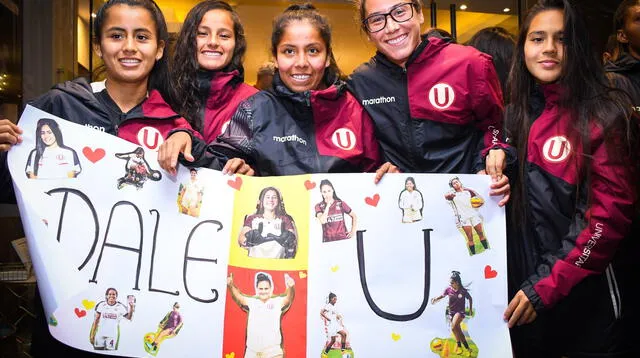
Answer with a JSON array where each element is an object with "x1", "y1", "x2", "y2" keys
[
  {"x1": 225, "y1": 352, "x2": 235, "y2": 358},
  {"x1": 331, "y1": 265, "x2": 339, "y2": 272},
  {"x1": 299, "y1": 271, "x2": 307, "y2": 279},
  {"x1": 82, "y1": 299, "x2": 96, "y2": 310},
  {"x1": 391, "y1": 333, "x2": 401, "y2": 341}
]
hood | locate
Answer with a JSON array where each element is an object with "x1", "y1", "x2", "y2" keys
[{"x1": 604, "y1": 52, "x2": 640, "y2": 73}]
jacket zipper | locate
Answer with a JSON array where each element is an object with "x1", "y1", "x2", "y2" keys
[{"x1": 402, "y1": 67, "x2": 418, "y2": 169}]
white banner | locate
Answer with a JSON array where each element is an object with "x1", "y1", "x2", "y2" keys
[{"x1": 8, "y1": 105, "x2": 512, "y2": 357}]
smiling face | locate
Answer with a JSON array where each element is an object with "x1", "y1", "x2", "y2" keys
[
  {"x1": 40, "y1": 125, "x2": 57, "y2": 147},
  {"x1": 405, "y1": 179, "x2": 414, "y2": 191},
  {"x1": 196, "y1": 9, "x2": 236, "y2": 71},
  {"x1": 93, "y1": 4, "x2": 164, "y2": 87},
  {"x1": 256, "y1": 280, "x2": 272, "y2": 302},
  {"x1": 275, "y1": 20, "x2": 330, "y2": 93},
  {"x1": 262, "y1": 189, "x2": 280, "y2": 212},
  {"x1": 524, "y1": 9, "x2": 565, "y2": 84},
  {"x1": 363, "y1": 0, "x2": 423, "y2": 67},
  {"x1": 106, "y1": 289, "x2": 118, "y2": 305}
]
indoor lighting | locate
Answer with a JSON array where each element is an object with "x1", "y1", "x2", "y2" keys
[
  {"x1": 503, "y1": 8, "x2": 510, "y2": 12},
  {"x1": 460, "y1": 4, "x2": 467, "y2": 10},
  {"x1": 91, "y1": 13, "x2": 96, "y2": 18}
]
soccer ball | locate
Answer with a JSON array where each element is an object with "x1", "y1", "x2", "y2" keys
[{"x1": 470, "y1": 196, "x2": 484, "y2": 208}]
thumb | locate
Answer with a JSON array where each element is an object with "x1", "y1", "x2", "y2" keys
[{"x1": 183, "y1": 140, "x2": 194, "y2": 162}]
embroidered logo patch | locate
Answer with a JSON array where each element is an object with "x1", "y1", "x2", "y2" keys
[
  {"x1": 331, "y1": 128, "x2": 356, "y2": 150},
  {"x1": 136, "y1": 126, "x2": 164, "y2": 151},
  {"x1": 542, "y1": 136, "x2": 571, "y2": 163},
  {"x1": 428, "y1": 83, "x2": 455, "y2": 109}
]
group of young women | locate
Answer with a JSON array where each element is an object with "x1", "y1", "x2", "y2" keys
[{"x1": 0, "y1": 0, "x2": 638, "y2": 356}]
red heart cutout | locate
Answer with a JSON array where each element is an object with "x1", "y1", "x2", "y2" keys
[
  {"x1": 304, "y1": 180, "x2": 316, "y2": 190},
  {"x1": 82, "y1": 147, "x2": 106, "y2": 163},
  {"x1": 365, "y1": 193, "x2": 380, "y2": 207},
  {"x1": 227, "y1": 176, "x2": 242, "y2": 190},
  {"x1": 74, "y1": 307, "x2": 87, "y2": 318},
  {"x1": 484, "y1": 265, "x2": 498, "y2": 279}
]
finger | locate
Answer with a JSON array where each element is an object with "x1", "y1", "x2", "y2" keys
[
  {"x1": 498, "y1": 192, "x2": 511, "y2": 207},
  {"x1": 374, "y1": 162, "x2": 390, "y2": 184},
  {"x1": 476, "y1": 169, "x2": 486, "y2": 175},
  {"x1": 223, "y1": 159, "x2": 241, "y2": 175},
  {"x1": 0, "y1": 120, "x2": 22, "y2": 134},
  {"x1": 508, "y1": 303, "x2": 524, "y2": 328},
  {"x1": 183, "y1": 139, "x2": 194, "y2": 162},
  {"x1": 503, "y1": 297, "x2": 518, "y2": 321},
  {"x1": 388, "y1": 164, "x2": 401, "y2": 174},
  {"x1": 0, "y1": 144, "x2": 10, "y2": 152}
]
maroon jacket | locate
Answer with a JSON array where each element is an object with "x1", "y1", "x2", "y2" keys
[{"x1": 516, "y1": 84, "x2": 636, "y2": 311}]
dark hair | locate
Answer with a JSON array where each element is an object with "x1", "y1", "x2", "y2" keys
[
  {"x1": 255, "y1": 272, "x2": 272, "y2": 288},
  {"x1": 105, "y1": 287, "x2": 118, "y2": 296},
  {"x1": 614, "y1": 0, "x2": 640, "y2": 55},
  {"x1": 319, "y1": 179, "x2": 340, "y2": 202},
  {"x1": 171, "y1": 1, "x2": 247, "y2": 131},
  {"x1": 507, "y1": 0, "x2": 638, "y2": 224},
  {"x1": 256, "y1": 186, "x2": 289, "y2": 217},
  {"x1": 356, "y1": 0, "x2": 423, "y2": 30},
  {"x1": 328, "y1": 292, "x2": 337, "y2": 301},
  {"x1": 466, "y1": 27, "x2": 516, "y2": 95},
  {"x1": 189, "y1": 168, "x2": 198, "y2": 173},
  {"x1": 271, "y1": 3, "x2": 342, "y2": 85},
  {"x1": 424, "y1": 27, "x2": 455, "y2": 42},
  {"x1": 448, "y1": 176, "x2": 460, "y2": 188},
  {"x1": 93, "y1": 0, "x2": 170, "y2": 96},
  {"x1": 29, "y1": 119, "x2": 70, "y2": 177},
  {"x1": 404, "y1": 176, "x2": 417, "y2": 189},
  {"x1": 450, "y1": 271, "x2": 462, "y2": 286}
]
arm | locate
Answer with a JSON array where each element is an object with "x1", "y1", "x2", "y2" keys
[
  {"x1": 347, "y1": 211, "x2": 357, "y2": 238},
  {"x1": 431, "y1": 294, "x2": 445, "y2": 305},
  {"x1": 320, "y1": 308, "x2": 331, "y2": 321},
  {"x1": 227, "y1": 273, "x2": 248, "y2": 309},
  {"x1": 515, "y1": 125, "x2": 636, "y2": 314},
  {"x1": 89, "y1": 311, "x2": 100, "y2": 343},
  {"x1": 316, "y1": 202, "x2": 330, "y2": 224},
  {"x1": 124, "y1": 301, "x2": 135, "y2": 320},
  {"x1": 281, "y1": 273, "x2": 296, "y2": 310},
  {"x1": 211, "y1": 99, "x2": 260, "y2": 175}
]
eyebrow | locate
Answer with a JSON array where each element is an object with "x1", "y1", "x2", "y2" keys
[
  {"x1": 527, "y1": 30, "x2": 563, "y2": 36},
  {"x1": 105, "y1": 26, "x2": 152, "y2": 33}
]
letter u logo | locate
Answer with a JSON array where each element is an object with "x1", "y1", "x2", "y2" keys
[
  {"x1": 137, "y1": 127, "x2": 164, "y2": 151},
  {"x1": 542, "y1": 136, "x2": 571, "y2": 163},
  {"x1": 332, "y1": 128, "x2": 356, "y2": 150},
  {"x1": 428, "y1": 83, "x2": 455, "y2": 109}
]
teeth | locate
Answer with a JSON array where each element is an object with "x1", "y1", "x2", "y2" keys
[
  {"x1": 387, "y1": 34, "x2": 407, "y2": 45},
  {"x1": 292, "y1": 74, "x2": 310, "y2": 80},
  {"x1": 202, "y1": 51, "x2": 222, "y2": 57},
  {"x1": 120, "y1": 59, "x2": 140, "y2": 63}
]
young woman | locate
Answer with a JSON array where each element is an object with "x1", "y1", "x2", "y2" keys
[
  {"x1": 315, "y1": 179, "x2": 357, "y2": 242},
  {"x1": 159, "y1": 0, "x2": 257, "y2": 169},
  {"x1": 348, "y1": 0, "x2": 511, "y2": 203},
  {"x1": 25, "y1": 118, "x2": 82, "y2": 179},
  {"x1": 431, "y1": 271, "x2": 474, "y2": 356},
  {"x1": 0, "y1": 1, "x2": 193, "y2": 355},
  {"x1": 503, "y1": 1, "x2": 638, "y2": 356},
  {"x1": 89, "y1": 288, "x2": 135, "y2": 351},
  {"x1": 239, "y1": 187, "x2": 298, "y2": 259},
  {"x1": 320, "y1": 292, "x2": 349, "y2": 357},
  {"x1": 398, "y1": 176, "x2": 423, "y2": 223},
  {"x1": 160, "y1": 4, "x2": 382, "y2": 176},
  {"x1": 444, "y1": 177, "x2": 488, "y2": 255},
  {"x1": 226, "y1": 272, "x2": 295, "y2": 358}
]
